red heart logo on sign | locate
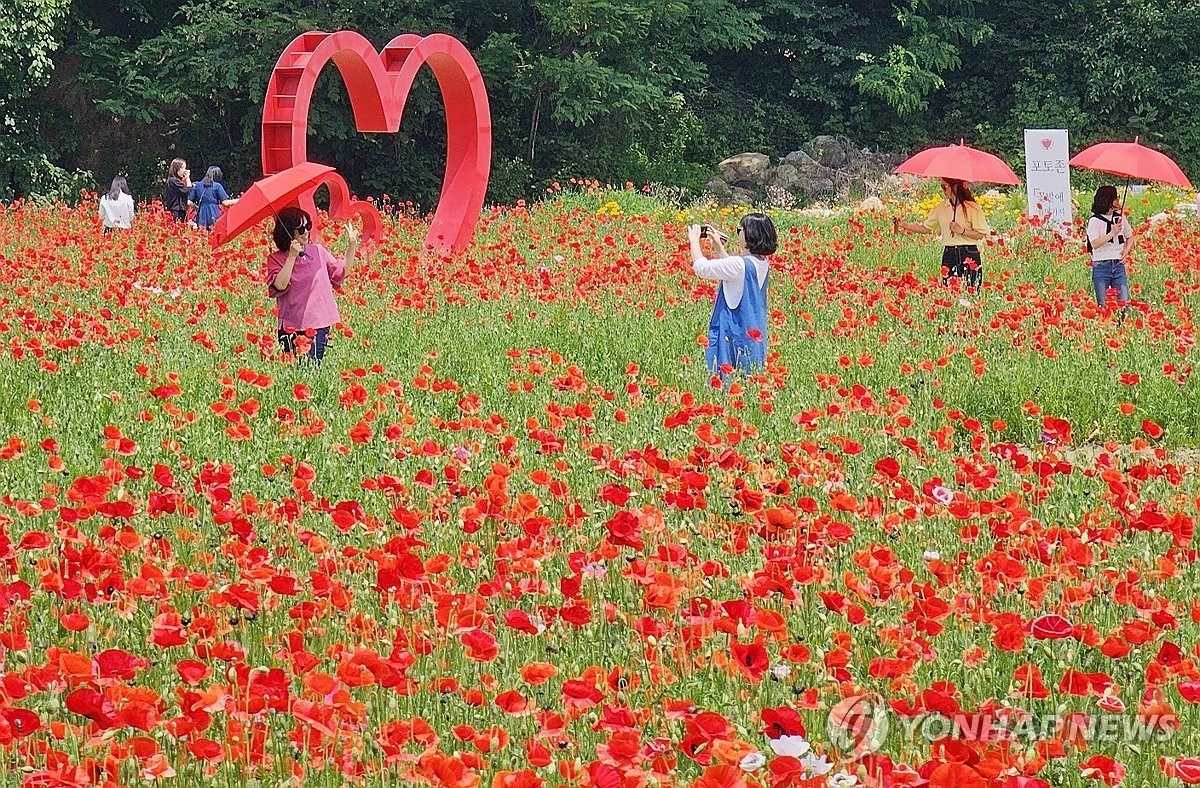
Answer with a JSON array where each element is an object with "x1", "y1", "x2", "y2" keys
[
  {"x1": 1040, "y1": 139, "x2": 1053, "y2": 150},
  {"x1": 259, "y1": 31, "x2": 491, "y2": 251}
]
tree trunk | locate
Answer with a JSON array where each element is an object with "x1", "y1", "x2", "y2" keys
[{"x1": 526, "y1": 88, "x2": 543, "y2": 167}]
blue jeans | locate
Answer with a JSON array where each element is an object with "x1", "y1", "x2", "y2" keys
[
  {"x1": 278, "y1": 326, "x2": 330, "y2": 363},
  {"x1": 1091, "y1": 259, "x2": 1129, "y2": 308}
]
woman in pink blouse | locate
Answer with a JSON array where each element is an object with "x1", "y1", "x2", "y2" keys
[{"x1": 266, "y1": 207, "x2": 360, "y2": 363}]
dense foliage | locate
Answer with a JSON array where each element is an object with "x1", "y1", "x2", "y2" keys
[{"x1": 5, "y1": 0, "x2": 1200, "y2": 205}]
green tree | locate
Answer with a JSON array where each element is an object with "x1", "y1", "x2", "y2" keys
[
  {"x1": 46, "y1": 0, "x2": 765, "y2": 207},
  {"x1": 459, "y1": 0, "x2": 763, "y2": 195},
  {"x1": 0, "y1": 0, "x2": 84, "y2": 200},
  {"x1": 64, "y1": 0, "x2": 461, "y2": 206},
  {"x1": 705, "y1": 0, "x2": 992, "y2": 157},
  {"x1": 938, "y1": 0, "x2": 1200, "y2": 175}
]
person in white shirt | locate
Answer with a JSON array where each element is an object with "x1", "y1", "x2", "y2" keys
[
  {"x1": 1086, "y1": 185, "x2": 1133, "y2": 310},
  {"x1": 99, "y1": 176, "x2": 135, "y2": 231},
  {"x1": 688, "y1": 213, "x2": 777, "y2": 380}
]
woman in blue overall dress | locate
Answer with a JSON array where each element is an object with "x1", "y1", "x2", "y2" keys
[
  {"x1": 688, "y1": 213, "x2": 778, "y2": 382},
  {"x1": 188, "y1": 166, "x2": 239, "y2": 230}
]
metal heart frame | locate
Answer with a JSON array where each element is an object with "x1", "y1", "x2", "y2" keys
[{"x1": 262, "y1": 31, "x2": 492, "y2": 251}]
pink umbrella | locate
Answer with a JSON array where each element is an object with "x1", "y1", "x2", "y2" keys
[
  {"x1": 1069, "y1": 137, "x2": 1191, "y2": 188},
  {"x1": 894, "y1": 140, "x2": 1021, "y2": 186}
]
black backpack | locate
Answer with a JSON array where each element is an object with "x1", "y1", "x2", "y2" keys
[{"x1": 1085, "y1": 212, "x2": 1124, "y2": 254}]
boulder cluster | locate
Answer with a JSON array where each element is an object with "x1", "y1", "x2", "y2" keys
[{"x1": 708, "y1": 135, "x2": 899, "y2": 206}]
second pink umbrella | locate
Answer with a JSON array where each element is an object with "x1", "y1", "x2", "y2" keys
[{"x1": 1069, "y1": 137, "x2": 1191, "y2": 189}]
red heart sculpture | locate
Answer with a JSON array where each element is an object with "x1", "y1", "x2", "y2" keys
[
  {"x1": 1040, "y1": 138, "x2": 1053, "y2": 150},
  {"x1": 261, "y1": 31, "x2": 491, "y2": 251}
]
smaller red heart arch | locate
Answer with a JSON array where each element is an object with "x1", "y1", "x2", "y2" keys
[{"x1": 262, "y1": 31, "x2": 491, "y2": 251}]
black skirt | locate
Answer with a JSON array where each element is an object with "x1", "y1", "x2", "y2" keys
[{"x1": 941, "y1": 245, "x2": 982, "y2": 288}]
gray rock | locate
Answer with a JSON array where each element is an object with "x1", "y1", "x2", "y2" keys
[
  {"x1": 706, "y1": 178, "x2": 732, "y2": 198},
  {"x1": 781, "y1": 150, "x2": 819, "y2": 169},
  {"x1": 810, "y1": 135, "x2": 854, "y2": 169},
  {"x1": 795, "y1": 174, "x2": 835, "y2": 196},
  {"x1": 767, "y1": 164, "x2": 804, "y2": 193},
  {"x1": 709, "y1": 137, "x2": 901, "y2": 207},
  {"x1": 729, "y1": 187, "x2": 757, "y2": 206},
  {"x1": 718, "y1": 153, "x2": 771, "y2": 188}
]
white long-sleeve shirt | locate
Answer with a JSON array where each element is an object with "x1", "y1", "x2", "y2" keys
[
  {"x1": 693, "y1": 254, "x2": 769, "y2": 309},
  {"x1": 99, "y1": 193, "x2": 135, "y2": 229}
]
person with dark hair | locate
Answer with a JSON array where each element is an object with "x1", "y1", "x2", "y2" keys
[
  {"x1": 266, "y1": 207, "x2": 360, "y2": 364},
  {"x1": 1086, "y1": 184, "x2": 1133, "y2": 310},
  {"x1": 99, "y1": 176, "x2": 134, "y2": 231},
  {"x1": 688, "y1": 212, "x2": 778, "y2": 379},
  {"x1": 895, "y1": 178, "x2": 991, "y2": 289},
  {"x1": 188, "y1": 166, "x2": 239, "y2": 231},
  {"x1": 164, "y1": 158, "x2": 192, "y2": 223}
]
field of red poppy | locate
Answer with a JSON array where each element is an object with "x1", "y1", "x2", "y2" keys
[{"x1": 1, "y1": 186, "x2": 1200, "y2": 787}]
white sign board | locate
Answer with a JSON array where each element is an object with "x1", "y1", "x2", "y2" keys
[{"x1": 1024, "y1": 129, "x2": 1073, "y2": 236}]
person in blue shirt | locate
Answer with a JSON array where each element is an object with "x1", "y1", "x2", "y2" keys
[
  {"x1": 688, "y1": 213, "x2": 777, "y2": 382},
  {"x1": 188, "y1": 167, "x2": 239, "y2": 230}
]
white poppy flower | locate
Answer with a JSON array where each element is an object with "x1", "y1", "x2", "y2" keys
[
  {"x1": 801, "y1": 752, "x2": 835, "y2": 776},
  {"x1": 739, "y1": 752, "x2": 766, "y2": 771},
  {"x1": 828, "y1": 771, "x2": 859, "y2": 787},
  {"x1": 768, "y1": 734, "x2": 811, "y2": 757}
]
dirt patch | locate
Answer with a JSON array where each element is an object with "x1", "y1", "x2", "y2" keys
[{"x1": 1042, "y1": 443, "x2": 1200, "y2": 467}]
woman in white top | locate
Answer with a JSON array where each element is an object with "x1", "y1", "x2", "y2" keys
[
  {"x1": 1086, "y1": 184, "x2": 1133, "y2": 310},
  {"x1": 688, "y1": 213, "x2": 776, "y2": 379},
  {"x1": 99, "y1": 176, "x2": 135, "y2": 231}
]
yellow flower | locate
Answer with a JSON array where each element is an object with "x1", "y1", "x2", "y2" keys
[{"x1": 908, "y1": 190, "x2": 1011, "y2": 218}]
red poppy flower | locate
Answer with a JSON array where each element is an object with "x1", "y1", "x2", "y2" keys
[
  {"x1": 1, "y1": 708, "x2": 41, "y2": 739},
  {"x1": 1163, "y1": 757, "x2": 1200, "y2": 784},
  {"x1": 930, "y1": 763, "x2": 988, "y2": 788},
  {"x1": 1013, "y1": 664, "x2": 1050, "y2": 699},
  {"x1": 604, "y1": 510, "x2": 643, "y2": 550},
  {"x1": 694, "y1": 765, "x2": 748, "y2": 788},
  {"x1": 1002, "y1": 778, "x2": 1050, "y2": 788},
  {"x1": 1080, "y1": 754, "x2": 1126, "y2": 785},
  {"x1": 729, "y1": 636, "x2": 768, "y2": 683},
  {"x1": 758, "y1": 705, "x2": 806, "y2": 738},
  {"x1": 492, "y1": 770, "x2": 544, "y2": 788},
  {"x1": 1029, "y1": 613, "x2": 1073, "y2": 640}
]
